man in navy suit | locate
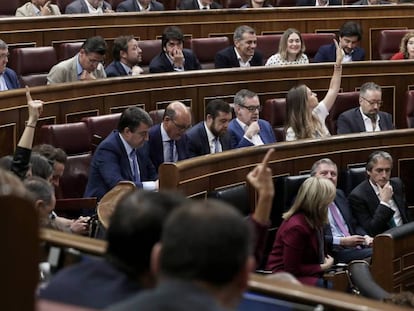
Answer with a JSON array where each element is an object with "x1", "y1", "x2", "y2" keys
[
  {"x1": 314, "y1": 21, "x2": 365, "y2": 63},
  {"x1": 116, "y1": 0, "x2": 164, "y2": 12},
  {"x1": 105, "y1": 35, "x2": 144, "y2": 77},
  {"x1": 337, "y1": 82, "x2": 394, "y2": 134},
  {"x1": 185, "y1": 99, "x2": 232, "y2": 158},
  {"x1": 215, "y1": 25, "x2": 263, "y2": 69},
  {"x1": 39, "y1": 190, "x2": 188, "y2": 309},
  {"x1": 0, "y1": 40, "x2": 20, "y2": 91},
  {"x1": 178, "y1": 0, "x2": 222, "y2": 9},
  {"x1": 65, "y1": 0, "x2": 113, "y2": 14},
  {"x1": 84, "y1": 107, "x2": 158, "y2": 201},
  {"x1": 148, "y1": 101, "x2": 191, "y2": 171},
  {"x1": 228, "y1": 89, "x2": 276, "y2": 149},
  {"x1": 149, "y1": 26, "x2": 201, "y2": 73},
  {"x1": 311, "y1": 158, "x2": 373, "y2": 264},
  {"x1": 349, "y1": 151, "x2": 411, "y2": 236}
]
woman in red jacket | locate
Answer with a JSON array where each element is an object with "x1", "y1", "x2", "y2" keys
[
  {"x1": 266, "y1": 176, "x2": 336, "y2": 287},
  {"x1": 391, "y1": 32, "x2": 414, "y2": 60}
]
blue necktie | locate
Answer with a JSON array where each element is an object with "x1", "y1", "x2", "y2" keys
[
  {"x1": 130, "y1": 149, "x2": 140, "y2": 183},
  {"x1": 168, "y1": 140, "x2": 175, "y2": 162}
]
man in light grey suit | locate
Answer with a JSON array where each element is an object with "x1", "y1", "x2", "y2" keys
[
  {"x1": 65, "y1": 0, "x2": 113, "y2": 14},
  {"x1": 47, "y1": 36, "x2": 107, "y2": 84},
  {"x1": 16, "y1": 0, "x2": 61, "y2": 16}
]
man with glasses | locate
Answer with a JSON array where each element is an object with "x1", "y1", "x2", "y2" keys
[
  {"x1": 0, "y1": 39, "x2": 20, "y2": 91},
  {"x1": 228, "y1": 89, "x2": 276, "y2": 148},
  {"x1": 337, "y1": 82, "x2": 394, "y2": 134},
  {"x1": 84, "y1": 107, "x2": 158, "y2": 201},
  {"x1": 148, "y1": 101, "x2": 191, "y2": 172},
  {"x1": 47, "y1": 36, "x2": 107, "y2": 84}
]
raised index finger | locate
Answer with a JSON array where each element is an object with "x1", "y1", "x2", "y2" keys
[
  {"x1": 261, "y1": 148, "x2": 274, "y2": 167},
  {"x1": 25, "y1": 85, "x2": 32, "y2": 102}
]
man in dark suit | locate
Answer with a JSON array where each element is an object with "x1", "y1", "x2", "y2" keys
[
  {"x1": 314, "y1": 21, "x2": 365, "y2": 63},
  {"x1": 116, "y1": 0, "x2": 164, "y2": 12},
  {"x1": 149, "y1": 26, "x2": 201, "y2": 73},
  {"x1": 0, "y1": 39, "x2": 20, "y2": 91},
  {"x1": 185, "y1": 99, "x2": 232, "y2": 158},
  {"x1": 349, "y1": 151, "x2": 411, "y2": 236},
  {"x1": 65, "y1": 0, "x2": 113, "y2": 13},
  {"x1": 296, "y1": 0, "x2": 341, "y2": 5},
  {"x1": 39, "y1": 190, "x2": 188, "y2": 309},
  {"x1": 105, "y1": 35, "x2": 143, "y2": 77},
  {"x1": 215, "y1": 25, "x2": 263, "y2": 69},
  {"x1": 107, "y1": 198, "x2": 253, "y2": 311},
  {"x1": 353, "y1": 0, "x2": 390, "y2": 4},
  {"x1": 337, "y1": 82, "x2": 394, "y2": 134},
  {"x1": 228, "y1": 89, "x2": 276, "y2": 148},
  {"x1": 178, "y1": 0, "x2": 222, "y2": 9},
  {"x1": 148, "y1": 101, "x2": 191, "y2": 171},
  {"x1": 84, "y1": 107, "x2": 158, "y2": 201},
  {"x1": 311, "y1": 158, "x2": 373, "y2": 264}
]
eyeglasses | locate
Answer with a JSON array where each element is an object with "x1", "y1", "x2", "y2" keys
[
  {"x1": 361, "y1": 96, "x2": 383, "y2": 107},
  {"x1": 238, "y1": 104, "x2": 262, "y2": 112},
  {"x1": 171, "y1": 119, "x2": 191, "y2": 131},
  {"x1": 0, "y1": 53, "x2": 9, "y2": 60}
]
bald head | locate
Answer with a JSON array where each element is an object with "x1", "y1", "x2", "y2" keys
[{"x1": 162, "y1": 101, "x2": 192, "y2": 140}]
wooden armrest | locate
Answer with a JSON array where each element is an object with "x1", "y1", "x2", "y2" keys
[
  {"x1": 39, "y1": 228, "x2": 106, "y2": 256},
  {"x1": 55, "y1": 197, "x2": 97, "y2": 212}
]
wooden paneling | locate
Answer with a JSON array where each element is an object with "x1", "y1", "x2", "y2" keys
[{"x1": 1, "y1": 60, "x2": 413, "y2": 155}]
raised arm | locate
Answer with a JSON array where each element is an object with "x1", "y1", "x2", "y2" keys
[{"x1": 322, "y1": 40, "x2": 344, "y2": 112}]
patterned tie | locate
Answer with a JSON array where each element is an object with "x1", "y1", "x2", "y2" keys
[
  {"x1": 328, "y1": 202, "x2": 350, "y2": 237},
  {"x1": 316, "y1": 228, "x2": 325, "y2": 264},
  {"x1": 213, "y1": 137, "x2": 220, "y2": 153},
  {"x1": 168, "y1": 140, "x2": 175, "y2": 162},
  {"x1": 130, "y1": 149, "x2": 140, "y2": 183}
]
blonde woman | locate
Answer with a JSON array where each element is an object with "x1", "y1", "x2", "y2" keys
[
  {"x1": 266, "y1": 177, "x2": 336, "y2": 287},
  {"x1": 265, "y1": 28, "x2": 309, "y2": 66},
  {"x1": 391, "y1": 32, "x2": 414, "y2": 60},
  {"x1": 285, "y1": 39, "x2": 343, "y2": 141}
]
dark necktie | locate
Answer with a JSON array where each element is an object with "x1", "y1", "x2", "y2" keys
[
  {"x1": 168, "y1": 140, "x2": 175, "y2": 162},
  {"x1": 130, "y1": 149, "x2": 140, "y2": 183}
]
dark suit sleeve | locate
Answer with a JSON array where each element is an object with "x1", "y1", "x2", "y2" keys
[
  {"x1": 177, "y1": 0, "x2": 193, "y2": 9},
  {"x1": 215, "y1": 51, "x2": 231, "y2": 68},
  {"x1": 116, "y1": 2, "x2": 128, "y2": 11},
  {"x1": 154, "y1": 1, "x2": 165, "y2": 10},
  {"x1": 313, "y1": 46, "x2": 330, "y2": 63},
  {"x1": 296, "y1": 0, "x2": 310, "y2": 5},
  {"x1": 348, "y1": 187, "x2": 395, "y2": 236},
  {"x1": 149, "y1": 54, "x2": 173, "y2": 73},
  {"x1": 336, "y1": 112, "x2": 353, "y2": 134}
]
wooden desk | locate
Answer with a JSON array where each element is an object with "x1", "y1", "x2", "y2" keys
[
  {"x1": 1, "y1": 5, "x2": 414, "y2": 62},
  {"x1": 159, "y1": 129, "x2": 414, "y2": 209},
  {"x1": 1, "y1": 60, "x2": 412, "y2": 156}
]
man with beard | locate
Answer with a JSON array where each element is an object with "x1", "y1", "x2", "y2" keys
[
  {"x1": 314, "y1": 21, "x2": 365, "y2": 63},
  {"x1": 185, "y1": 99, "x2": 232, "y2": 157},
  {"x1": 228, "y1": 89, "x2": 276, "y2": 149},
  {"x1": 0, "y1": 40, "x2": 19, "y2": 91},
  {"x1": 106, "y1": 36, "x2": 144, "y2": 77},
  {"x1": 215, "y1": 25, "x2": 263, "y2": 68},
  {"x1": 337, "y1": 82, "x2": 394, "y2": 134}
]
